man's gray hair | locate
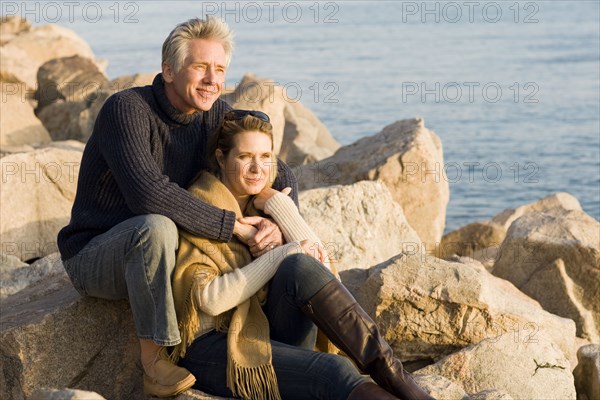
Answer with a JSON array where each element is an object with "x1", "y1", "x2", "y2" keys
[{"x1": 162, "y1": 16, "x2": 234, "y2": 74}]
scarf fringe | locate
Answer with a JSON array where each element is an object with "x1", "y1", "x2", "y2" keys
[
  {"x1": 227, "y1": 357, "x2": 282, "y2": 400},
  {"x1": 170, "y1": 280, "x2": 202, "y2": 363}
]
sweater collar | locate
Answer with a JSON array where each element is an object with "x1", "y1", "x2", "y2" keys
[{"x1": 152, "y1": 73, "x2": 199, "y2": 125}]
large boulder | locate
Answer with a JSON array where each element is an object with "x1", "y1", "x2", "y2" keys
[
  {"x1": 0, "y1": 23, "x2": 100, "y2": 89},
  {"x1": 36, "y1": 55, "x2": 108, "y2": 109},
  {"x1": 30, "y1": 388, "x2": 106, "y2": 400},
  {"x1": 573, "y1": 344, "x2": 600, "y2": 400},
  {"x1": 299, "y1": 181, "x2": 422, "y2": 272},
  {"x1": 0, "y1": 274, "x2": 141, "y2": 400},
  {"x1": 439, "y1": 192, "x2": 586, "y2": 271},
  {"x1": 0, "y1": 252, "x2": 63, "y2": 299},
  {"x1": 492, "y1": 209, "x2": 600, "y2": 342},
  {"x1": 223, "y1": 73, "x2": 340, "y2": 164},
  {"x1": 417, "y1": 332, "x2": 576, "y2": 399},
  {"x1": 439, "y1": 221, "x2": 505, "y2": 263},
  {"x1": 0, "y1": 82, "x2": 51, "y2": 147},
  {"x1": 412, "y1": 374, "x2": 469, "y2": 399},
  {"x1": 491, "y1": 192, "x2": 582, "y2": 230},
  {"x1": 0, "y1": 142, "x2": 83, "y2": 262},
  {"x1": 37, "y1": 72, "x2": 157, "y2": 142},
  {"x1": 36, "y1": 100, "x2": 90, "y2": 142},
  {"x1": 354, "y1": 253, "x2": 577, "y2": 365},
  {"x1": 0, "y1": 16, "x2": 30, "y2": 45},
  {"x1": 297, "y1": 118, "x2": 448, "y2": 253}
]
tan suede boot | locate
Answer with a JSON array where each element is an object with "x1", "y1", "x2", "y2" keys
[{"x1": 143, "y1": 348, "x2": 196, "y2": 398}]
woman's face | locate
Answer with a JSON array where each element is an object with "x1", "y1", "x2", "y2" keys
[{"x1": 217, "y1": 131, "x2": 274, "y2": 199}]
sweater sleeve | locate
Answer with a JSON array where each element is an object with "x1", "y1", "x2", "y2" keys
[
  {"x1": 273, "y1": 159, "x2": 299, "y2": 207},
  {"x1": 264, "y1": 193, "x2": 332, "y2": 271},
  {"x1": 196, "y1": 241, "x2": 303, "y2": 316},
  {"x1": 97, "y1": 94, "x2": 235, "y2": 242}
]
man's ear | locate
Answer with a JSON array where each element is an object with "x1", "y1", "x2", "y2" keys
[
  {"x1": 162, "y1": 63, "x2": 175, "y2": 83},
  {"x1": 215, "y1": 149, "x2": 225, "y2": 169}
]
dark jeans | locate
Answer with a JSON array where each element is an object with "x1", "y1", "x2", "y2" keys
[{"x1": 179, "y1": 253, "x2": 370, "y2": 400}]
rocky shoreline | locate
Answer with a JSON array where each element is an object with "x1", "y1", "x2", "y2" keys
[{"x1": 1, "y1": 17, "x2": 599, "y2": 400}]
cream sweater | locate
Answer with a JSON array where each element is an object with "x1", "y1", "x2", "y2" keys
[{"x1": 193, "y1": 193, "x2": 331, "y2": 336}]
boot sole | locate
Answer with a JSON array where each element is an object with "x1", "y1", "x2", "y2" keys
[{"x1": 143, "y1": 372, "x2": 196, "y2": 398}]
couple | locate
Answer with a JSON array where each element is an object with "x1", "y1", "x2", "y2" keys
[{"x1": 57, "y1": 17, "x2": 434, "y2": 400}]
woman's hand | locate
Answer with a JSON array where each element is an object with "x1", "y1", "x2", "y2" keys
[
  {"x1": 233, "y1": 220, "x2": 258, "y2": 244},
  {"x1": 238, "y1": 216, "x2": 285, "y2": 257},
  {"x1": 299, "y1": 240, "x2": 326, "y2": 263},
  {"x1": 253, "y1": 186, "x2": 292, "y2": 210}
]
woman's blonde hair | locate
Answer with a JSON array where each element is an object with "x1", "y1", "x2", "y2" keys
[{"x1": 162, "y1": 16, "x2": 234, "y2": 74}]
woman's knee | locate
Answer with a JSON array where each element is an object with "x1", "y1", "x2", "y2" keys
[{"x1": 276, "y1": 253, "x2": 335, "y2": 297}]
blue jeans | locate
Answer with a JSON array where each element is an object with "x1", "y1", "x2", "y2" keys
[
  {"x1": 179, "y1": 254, "x2": 370, "y2": 399},
  {"x1": 63, "y1": 214, "x2": 181, "y2": 346}
]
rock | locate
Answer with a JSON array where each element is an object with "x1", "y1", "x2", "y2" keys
[
  {"x1": 439, "y1": 221, "x2": 505, "y2": 262},
  {"x1": 491, "y1": 192, "x2": 582, "y2": 231},
  {"x1": 0, "y1": 275, "x2": 142, "y2": 400},
  {"x1": 0, "y1": 16, "x2": 30, "y2": 45},
  {"x1": 297, "y1": 118, "x2": 448, "y2": 253},
  {"x1": 0, "y1": 23, "x2": 99, "y2": 89},
  {"x1": 37, "y1": 73, "x2": 157, "y2": 143},
  {"x1": 30, "y1": 388, "x2": 106, "y2": 400},
  {"x1": 412, "y1": 374, "x2": 469, "y2": 399},
  {"x1": 103, "y1": 72, "x2": 157, "y2": 92},
  {"x1": 0, "y1": 82, "x2": 52, "y2": 147},
  {"x1": 36, "y1": 100, "x2": 89, "y2": 142},
  {"x1": 469, "y1": 389, "x2": 514, "y2": 400},
  {"x1": 492, "y1": 209, "x2": 600, "y2": 342},
  {"x1": 0, "y1": 16, "x2": 30, "y2": 35},
  {"x1": 354, "y1": 253, "x2": 577, "y2": 365},
  {"x1": 0, "y1": 252, "x2": 63, "y2": 299},
  {"x1": 36, "y1": 55, "x2": 108, "y2": 110},
  {"x1": 173, "y1": 389, "x2": 232, "y2": 399},
  {"x1": 0, "y1": 142, "x2": 83, "y2": 261},
  {"x1": 573, "y1": 344, "x2": 600, "y2": 400},
  {"x1": 417, "y1": 332, "x2": 576, "y2": 400},
  {"x1": 281, "y1": 99, "x2": 341, "y2": 165},
  {"x1": 298, "y1": 181, "x2": 422, "y2": 272},
  {"x1": 223, "y1": 73, "x2": 340, "y2": 163}
]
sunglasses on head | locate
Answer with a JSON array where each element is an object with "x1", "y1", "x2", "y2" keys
[{"x1": 224, "y1": 109, "x2": 270, "y2": 123}]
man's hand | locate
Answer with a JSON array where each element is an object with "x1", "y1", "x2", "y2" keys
[
  {"x1": 239, "y1": 216, "x2": 284, "y2": 257},
  {"x1": 253, "y1": 186, "x2": 292, "y2": 210},
  {"x1": 233, "y1": 220, "x2": 258, "y2": 244}
]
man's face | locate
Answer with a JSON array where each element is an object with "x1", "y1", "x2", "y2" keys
[{"x1": 163, "y1": 39, "x2": 227, "y2": 114}]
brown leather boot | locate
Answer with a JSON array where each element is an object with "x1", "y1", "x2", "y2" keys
[
  {"x1": 347, "y1": 382, "x2": 399, "y2": 399},
  {"x1": 302, "y1": 279, "x2": 435, "y2": 400}
]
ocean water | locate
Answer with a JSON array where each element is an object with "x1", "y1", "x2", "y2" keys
[{"x1": 23, "y1": 0, "x2": 600, "y2": 232}]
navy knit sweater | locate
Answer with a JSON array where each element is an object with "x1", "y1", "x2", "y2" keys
[{"x1": 58, "y1": 74, "x2": 298, "y2": 261}]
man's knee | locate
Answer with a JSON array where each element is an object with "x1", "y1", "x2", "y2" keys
[{"x1": 136, "y1": 214, "x2": 178, "y2": 250}]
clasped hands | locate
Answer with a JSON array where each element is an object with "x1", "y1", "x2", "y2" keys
[{"x1": 233, "y1": 187, "x2": 327, "y2": 262}]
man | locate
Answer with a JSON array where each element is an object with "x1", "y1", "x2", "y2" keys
[{"x1": 57, "y1": 17, "x2": 297, "y2": 398}]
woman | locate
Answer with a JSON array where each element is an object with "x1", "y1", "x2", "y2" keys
[{"x1": 171, "y1": 110, "x2": 434, "y2": 400}]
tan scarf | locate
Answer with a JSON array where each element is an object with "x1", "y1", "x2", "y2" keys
[{"x1": 171, "y1": 171, "x2": 281, "y2": 400}]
